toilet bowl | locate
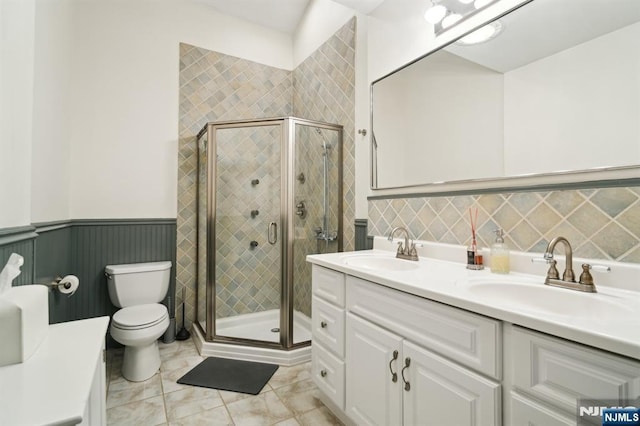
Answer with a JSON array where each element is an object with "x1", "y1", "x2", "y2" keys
[
  {"x1": 110, "y1": 303, "x2": 170, "y2": 382},
  {"x1": 105, "y1": 261, "x2": 172, "y2": 382}
]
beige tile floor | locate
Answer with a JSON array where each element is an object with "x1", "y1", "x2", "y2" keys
[{"x1": 106, "y1": 338, "x2": 343, "y2": 426}]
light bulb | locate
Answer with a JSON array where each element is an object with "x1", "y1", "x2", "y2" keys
[
  {"x1": 442, "y1": 13, "x2": 462, "y2": 28},
  {"x1": 457, "y1": 21, "x2": 503, "y2": 45},
  {"x1": 458, "y1": 0, "x2": 474, "y2": 4},
  {"x1": 424, "y1": 4, "x2": 447, "y2": 24},
  {"x1": 474, "y1": 0, "x2": 493, "y2": 9}
]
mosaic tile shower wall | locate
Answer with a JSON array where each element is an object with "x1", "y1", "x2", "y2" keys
[
  {"x1": 368, "y1": 187, "x2": 640, "y2": 263},
  {"x1": 292, "y1": 125, "x2": 341, "y2": 318},
  {"x1": 178, "y1": 45, "x2": 292, "y2": 327},
  {"x1": 293, "y1": 18, "x2": 356, "y2": 252},
  {"x1": 178, "y1": 18, "x2": 356, "y2": 328}
]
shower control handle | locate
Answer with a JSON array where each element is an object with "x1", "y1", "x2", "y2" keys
[
  {"x1": 250, "y1": 240, "x2": 258, "y2": 248},
  {"x1": 268, "y1": 222, "x2": 277, "y2": 245}
]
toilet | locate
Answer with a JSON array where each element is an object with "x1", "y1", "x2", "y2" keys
[{"x1": 105, "y1": 261, "x2": 172, "y2": 382}]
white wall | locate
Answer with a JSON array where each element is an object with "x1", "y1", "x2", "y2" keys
[
  {"x1": 68, "y1": 0, "x2": 293, "y2": 219},
  {"x1": 31, "y1": 0, "x2": 72, "y2": 223},
  {"x1": 0, "y1": 0, "x2": 35, "y2": 228},
  {"x1": 354, "y1": 11, "x2": 369, "y2": 218}
]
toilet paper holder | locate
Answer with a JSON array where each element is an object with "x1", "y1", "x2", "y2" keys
[{"x1": 45, "y1": 276, "x2": 73, "y2": 291}]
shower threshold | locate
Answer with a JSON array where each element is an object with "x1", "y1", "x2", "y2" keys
[
  {"x1": 216, "y1": 309, "x2": 311, "y2": 343},
  {"x1": 192, "y1": 309, "x2": 311, "y2": 366}
]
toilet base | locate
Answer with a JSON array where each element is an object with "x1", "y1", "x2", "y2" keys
[{"x1": 122, "y1": 340, "x2": 161, "y2": 382}]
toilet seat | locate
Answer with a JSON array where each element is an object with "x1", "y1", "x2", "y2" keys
[{"x1": 112, "y1": 303, "x2": 168, "y2": 330}]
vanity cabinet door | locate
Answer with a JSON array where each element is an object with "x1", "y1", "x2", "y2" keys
[
  {"x1": 403, "y1": 340, "x2": 501, "y2": 426},
  {"x1": 512, "y1": 326, "x2": 640, "y2": 414},
  {"x1": 346, "y1": 313, "x2": 403, "y2": 426}
]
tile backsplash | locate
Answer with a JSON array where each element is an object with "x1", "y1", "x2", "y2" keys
[{"x1": 368, "y1": 186, "x2": 640, "y2": 263}]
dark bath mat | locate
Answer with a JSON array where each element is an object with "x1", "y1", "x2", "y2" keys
[{"x1": 177, "y1": 357, "x2": 279, "y2": 395}]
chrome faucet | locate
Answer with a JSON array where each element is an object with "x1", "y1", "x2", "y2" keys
[
  {"x1": 388, "y1": 227, "x2": 419, "y2": 261},
  {"x1": 542, "y1": 236, "x2": 596, "y2": 292}
]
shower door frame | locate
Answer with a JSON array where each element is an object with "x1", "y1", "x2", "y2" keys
[{"x1": 197, "y1": 117, "x2": 343, "y2": 351}]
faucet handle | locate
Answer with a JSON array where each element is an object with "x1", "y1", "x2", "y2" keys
[
  {"x1": 579, "y1": 264, "x2": 594, "y2": 285},
  {"x1": 396, "y1": 241, "x2": 404, "y2": 255},
  {"x1": 579, "y1": 263, "x2": 610, "y2": 286},
  {"x1": 546, "y1": 259, "x2": 560, "y2": 280}
]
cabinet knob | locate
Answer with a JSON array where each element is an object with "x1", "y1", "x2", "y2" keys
[
  {"x1": 320, "y1": 321, "x2": 327, "y2": 328},
  {"x1": 320, "y1": 370, "x2": 327, "y2": 378}
]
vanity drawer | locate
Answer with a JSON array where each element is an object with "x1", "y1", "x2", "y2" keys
[
  {"x1": 312, "y1": 295, "x2": 345, "y2": 358},
  {"x1": 312, "y1": 265, "x2": 345, "y2": 308},
  {"x1": 346, "y1": 276, "x2": 501, "y2": 378},
  {"x1": 508, "y1": 391, "x2": 574, "y2": 426},
  {"x1": 511, "y1": 326, "x2": 640, "y2": 414},
  {"x1": 312, "y1": 342, "x2": 345, "y2": 410}
]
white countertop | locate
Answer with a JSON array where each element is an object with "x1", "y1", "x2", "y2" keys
[
  {"x1": 0, "y1": 316, "x2": 110, "y2": 426},
  {"x1": 307, "y1": 248, "x2": 640, "y2": 360}
]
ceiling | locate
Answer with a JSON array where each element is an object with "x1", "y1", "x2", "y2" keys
[{"x1": 194, "y1": 0, "x2": 383, "y2": 34}]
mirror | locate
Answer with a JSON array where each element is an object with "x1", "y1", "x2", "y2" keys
[{"x1": 371, "y1": 0, "x2": 640, "y2": 190}]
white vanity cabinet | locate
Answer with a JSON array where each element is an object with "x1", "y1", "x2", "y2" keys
[
  {"x1": 506, "y1": 325, "x2": 640, "y2": 425},
  {"x1": 308, "y1": 251, "x2": 640, "y2": 426},
  {"x1": 345, "y1": 276, "x2": 501, "y2": 426},
  {"x1": 311, "y1": 265, "x2": 346, "y2": 411}
]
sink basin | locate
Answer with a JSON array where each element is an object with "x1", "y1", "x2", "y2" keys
[
  {"x1": 342, "y1": 255, "x2": 420, "y2": 272},
  {"x1": 466, "y1": 281, "x2": 633, "y2": 318}
]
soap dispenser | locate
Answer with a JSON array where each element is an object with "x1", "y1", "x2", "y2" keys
[{"x1": 490, "y1": 229, "x2": 510, "y2": 274}]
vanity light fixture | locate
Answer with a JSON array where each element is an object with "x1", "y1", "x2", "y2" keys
[
  {"x1": 427, "y1": 0, "x2": 499, "y2": 34},
  {"x1": 456, "y1": 20, "x2": 503, "y2": 45},
  {"x1": 442, "y1": 12, "x2": 463, "y2": 28},
  {"x1": 424, "y1": 1, "x2": 447, "y2": 24},
  {"x1": 474, "y1": 0, "x2": 493, "y2": 9}
]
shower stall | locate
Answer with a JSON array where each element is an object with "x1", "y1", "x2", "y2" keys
[{"x1": 195, "y1": 117, "x2": 343, "y2": 364}]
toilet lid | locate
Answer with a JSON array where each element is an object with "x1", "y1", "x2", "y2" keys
[{"x1": 113, "y1": 303, "x2": 168, "y2": 330}]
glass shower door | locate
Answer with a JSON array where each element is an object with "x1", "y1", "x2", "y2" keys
[
  {"x1": 212, "y1": 123, "x2": 283, "y2": 344},
  {"x1": 291, "y1": 122, "x2": 342, "y2": 345}
]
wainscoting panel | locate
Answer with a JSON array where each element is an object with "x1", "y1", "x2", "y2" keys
[
  {"x1": 69, "y1": 220, "x2": 177, "y2": 324},
  {"x1": 355, "y1": 219, "x2": 371, "y2": 251},
  {"x1": 0, "y1": 220, "x2": 176, "y2": 328},
  {"x1": 0, "y1": 226, "x2": 36, "y2": 286},
  {"x1": 35, "y1": 223, "x2": 73, "y2": 324}
]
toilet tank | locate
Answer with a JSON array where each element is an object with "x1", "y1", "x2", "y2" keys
[{"x1": 105, "y1": 261, "x2": 171, "y2": 308}]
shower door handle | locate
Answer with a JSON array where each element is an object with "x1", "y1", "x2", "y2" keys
[{"x1": 268, "y1": 222, "x2": 277, "y2": 245}]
